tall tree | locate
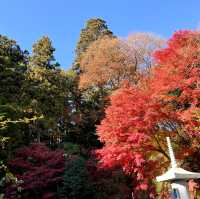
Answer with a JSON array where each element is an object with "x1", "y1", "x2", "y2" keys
[
  {"x1": 74, "y1": 18, "x2": 113, "y2": 72},
  {"x1": 30, "y1": 36, "x2": 59, "y2": 70},
  {"x1": 25, "y1": 36, "x2": 75, "y2": 144},
  {"x1": 65, "y1": 18, "x2": 113, "y2": 149}
]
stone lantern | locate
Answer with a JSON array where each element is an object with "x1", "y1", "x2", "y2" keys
[{"x1": 156, "y1": 137, "x2": 200, "y2": 199}]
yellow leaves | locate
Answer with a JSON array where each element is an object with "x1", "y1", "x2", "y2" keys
[
  {"x1": 65, "y1": 69, "x2": 76, "y2": 79},
  {"x1": 0, "y1": 160, "x2": 18, "y2": 188},
  {"x1": 0, "y1": 136, "x2": 10, "y2": 149},
  {"x1": 27, "y1": 66, "x2": 48, "y2": 81},
  {"x1": 0, "y1": 136, "x2": 10, "y2": 143},
  {"x1": 23, "y1": 115, "x2": 44, "y2": 123},
  {"x1": 0, "y1": 114, "x2": 43, "y2": 149},
  {"x1": 0, "y1": 114, "x2": 44, "y2": 129}
]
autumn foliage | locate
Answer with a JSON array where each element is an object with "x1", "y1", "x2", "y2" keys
[
  {"x1": 96, "y1": 30, "x2": 200, "y2": 198},
  {"x1": 79, "y1": 33, "x2": 164, "y2": 89},
  {"x1": 79, "y1": 36, "x2": 137, "y2": 89},
  {"x1": 2, "y1": 16, "x2": 200, "y2": 198},
  {"x1": 6, "y1": 143, "x2": 65, "y2": 199}
]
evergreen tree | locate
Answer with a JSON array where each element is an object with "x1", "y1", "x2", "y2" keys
[
  {"x1": 0, "y1": 35, "x2": 30, "y2": 158},
  {"x1": 30, "y1": 36, "x2": 59, "y2": 70},
  {"x1": 66, "y1": 18, "x2": 114, "y2": 149}
]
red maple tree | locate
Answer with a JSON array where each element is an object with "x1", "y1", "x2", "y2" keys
[{"x1": 96, "y1": 30, "x2": 200, "y2": 198}]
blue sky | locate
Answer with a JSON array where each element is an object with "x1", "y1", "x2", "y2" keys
[{"x1": 1, "y1": 0, "x2": 200, "y2": 69}]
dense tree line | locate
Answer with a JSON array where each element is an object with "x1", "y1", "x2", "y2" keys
[{"x1": 0, "y1": 18, "x2": 199, "y2": 199}]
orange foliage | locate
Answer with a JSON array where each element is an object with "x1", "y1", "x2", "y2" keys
[
  {"x1": 79, "y1": 33, "x2": 165, "y2": 89},
  {"x1": 79, "y1": 36, "x2": 137, "y2": 89}
]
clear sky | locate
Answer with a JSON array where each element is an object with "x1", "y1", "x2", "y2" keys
[{"x1": 1, "y1": 0, "x2": 200, "y2": 69}]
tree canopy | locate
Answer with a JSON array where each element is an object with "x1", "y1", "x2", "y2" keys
[{"x1": 1, "y1": 18, "x2": 200, "y2": 199}]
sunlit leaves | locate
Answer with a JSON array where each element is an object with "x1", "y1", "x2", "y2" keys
[{"x1": 96, "y1": 30, "x2": 200, "y2": 198}]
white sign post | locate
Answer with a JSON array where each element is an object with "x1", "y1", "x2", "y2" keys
[{"x1": 156, "y1": 137, "x2": 200, "y2": 199}]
